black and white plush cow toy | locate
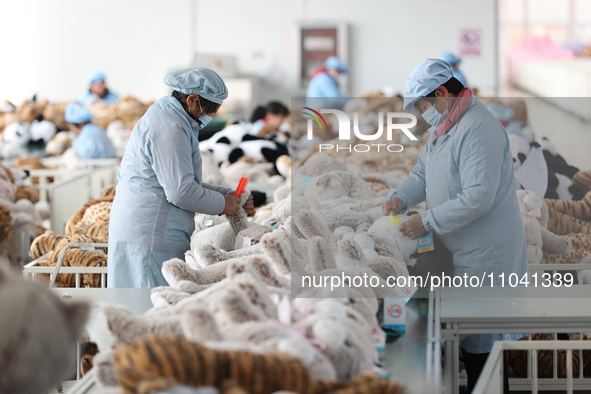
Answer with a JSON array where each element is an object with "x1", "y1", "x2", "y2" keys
[
  {"x1": 508, "y1": 134, "x2": 584, "y2": 200},
  {"x1": 200, "y1": 123, "x2": 289, "y2": 172}
]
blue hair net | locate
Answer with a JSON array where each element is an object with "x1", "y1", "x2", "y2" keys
[
  {"x1": 324, "y1": 56, "x2": 348, "y2": 73},
  {"x1": 65, "y1": 103, "x2": 94, "y2": 124},
  {"x1": 163, "y1": 67, "x2": 228, "y2": 105},
  {"x1": 440, "y1": 52, "x2": 462, "y2": 65},
  {"x1": 403, "y1": 59, "x2": 453, "y2": 112},
  {"x1": 87, "y1": 71, "x2": 106, "y2": 85}
]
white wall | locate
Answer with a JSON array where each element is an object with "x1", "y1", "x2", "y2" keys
[
  {"x1": 0, "y1": 0, "x2": 192, "y2": 103},
  {"x1": 0, "y1": 0, "x2": 497, "y2": 104},
  {"x1": 195, "y1": 0, "x2": 498, "y2": 99}
]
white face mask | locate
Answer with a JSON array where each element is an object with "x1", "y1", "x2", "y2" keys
[
  {"x1": 421, "y1": 100, "x2": 449, "y2": 127},
  {"x1": 197, "y1": 99, "x2": 212, "y2": 130}
]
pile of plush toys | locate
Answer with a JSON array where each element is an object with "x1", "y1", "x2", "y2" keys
[
  {"x1": 0, "y1": 95, "x2": 152, "y2": 159},
  {"x1": 199, "y1": 122, "x2": 291, "y2": 184},
  {"x1": 0, "y1": 162, "x2": 49, "y2": 267},
  {"x1": 0, "y1": 98, "x2": 64, "y2": 159},
  {"x1": 5, "y1": 94, "x2": 591, "y2": 392},
  {"x1": 74, "y1": 152, "x2": 419, "y2": 393},
  {"x1": 80, "y1": 97, "x2": 590, "y2": 390},
  {"x1": 27, "y1": 185, "x2": 115, "y2": 288}
]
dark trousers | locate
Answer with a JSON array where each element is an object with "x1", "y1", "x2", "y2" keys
[
  {"x1": 462, "y1": 349, "x2": 510, "y2": 393},
  {"x1": 408, "y1": 234, "x2": 454, "y2": 281},
  {"x1": 413, "y1": 237, "x2": 510, "y2": 393}
]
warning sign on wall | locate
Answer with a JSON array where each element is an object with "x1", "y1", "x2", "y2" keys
[{"x1": 459, "y1": 28, "x2": 481, "y2": 57}]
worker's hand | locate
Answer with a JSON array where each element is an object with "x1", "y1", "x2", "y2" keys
[
  {"x1": 399, "y1": 214, "x2": 427, "y2": 240},
  {"x1": 222, "y1": 195, "x2": 241, "y2": 216},
  {"x1": 242, "y1": 194, "x2": 254, "y2": 215},
  {"x1": 382, "y1": 197, "x2": 404, "y2": 216}
]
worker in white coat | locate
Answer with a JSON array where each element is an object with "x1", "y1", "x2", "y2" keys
[
  {"x1": 382, "y1": 59, "x2": 527, "y2": 393},
  {"x1": 64, "y1": 103, "x2": 117, "y2": 159},
  {"x1": 108, "y1": 68, "x2": 253, "y2": 288},
  {"x1": 306, "y1": 56, "x2": 349, "y2": 109},
  {"x1": 79, "y1": 71, "x2": 119, "y2": 107}
]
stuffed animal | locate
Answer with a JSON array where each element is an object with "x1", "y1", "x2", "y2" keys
[
  {"x1": 106, "y1": 120, "x2": 130, "y2": 152},
  {"x1": 545, "y1": 192, "x2": 591, "y2": 222},
  {"x1": 3, "y1": 121, "x2": 31, "y2": 146},
  {"x1": 507, "y1": 333, "x2": 591, "y2": 378},
  {"x1": 189, "y1": 191, "x2": 270, "y2": 254},
  {"x1": 572, "y1": 171, "x2": 591, "y2": 193},
  {"x1": 35, "y1": 248, "x2": 107, "y2": 288},
  {"x1": 42, "y1": 101, "x2": 69, "y2": 131},
  {"x1": 517, "y1": 190, "x2": 591, "y2": 268},
  {"x1": 368, "y1": 214, "x2": 418, "y2": 264},
  {"x1": 0, "y1": 267, "x2": 88, "y2": 394},
  {"x1": 200, "y1": 124, "x2": 290, "y2": 175},
  {"x1": 547, "y1": 209, "x2": 591, "y2": 235},
  {"x1": 45, "y1": 131, "x2": 76, "y2": 156},
  {"x1": 29, "y1": 119, "x2": 57, "y2": 144},
  {"x1": 508, "y1": 135, "x2": 586, "y2": 200},
  {"x1": 65, "y1": 196, "x2": 114, "y2": 234},
  {"x1": 15, "y1": 185, "x2": 40, "y2": 203},
  {"x1": 30, "y1": 230, "x2": 64, "y2": 258},
  {"x1": 100, "y1": 184, "x2": 117, "y2": 198},
  {"x1": 0, "y1": 203, "x2": 12, "y2": 243},
  {"x1": 69, "y1": 220, "x2": 110, "y2": 241},
  {"x1": 109, "y1": 336, "x2": 405, "y2": 394}
]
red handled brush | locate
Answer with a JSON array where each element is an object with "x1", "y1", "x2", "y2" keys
[{"x1": 235, "y1": 177, "x2": 249, "y2": 197}]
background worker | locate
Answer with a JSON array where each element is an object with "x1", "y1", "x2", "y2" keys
[{"x1": 64, "y1": 102, "x2": 117, "y2": 159}]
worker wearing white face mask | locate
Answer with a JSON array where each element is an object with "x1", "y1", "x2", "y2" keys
[
  {"x1": 108, "y1": 67, "x2": 254, "y2": 288},
  {"x1": 382, "y1": 59, "x2": 527, "y2": 393}
]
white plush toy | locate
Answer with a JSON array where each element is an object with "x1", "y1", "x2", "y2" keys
[
  {"x1": 3, "y1": 121, "x2": 30, "y2": 146},
  {"x1": 106, "y1": 120, "x2": 129, "y2": 152},
  {"x1": 30, "y1": 120, "x2": 57, "y2": 144},
  {"x1": 46, "y1": 131, "x2": 77, "y2": 156},
  {"x1": 368, "y1": 214, "x2": 418, "y2": 264},
  {"x1": 200, "y1": 149, "x2": 226, "y2": 186},
  {"x1": 59, "y1": 147, "x2": 82, "y2": 169}
]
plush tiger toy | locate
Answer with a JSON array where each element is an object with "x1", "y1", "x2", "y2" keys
[
  {"x1": 55, "y1": 234, "x2": 107, "y2": 253},
  {"x1": 0, "y1": 204, "x2": 12, "y2": 244},
  {"x1": 112, "y1": 336, "x2": 405, "y2": 394},
  {"x1": 29, "y1": 230, "x2": 63, "y2": 259},
  {"x1": 507, "y1": 333, "x2": 591, "y2": 378},
  {"x1": 548, "y1": 208, "x2": 591, "y2": 235},
  {"x1": 100, "y1": 184, "x2": 117, "y2": 198},
  {"x1": 65, "y1": 197, "x2": 114, "y2": 235},
  {"x1": 546, "y1": 192, "x2": 591, "y2": 222},
  {"x1": 50, "y1": 248, "x2": 107, "y2": 287},
  {"x1": 70, "y1": 220, "x2": 109, "y2": 242},
  {"x1": 34, "y1": 249, "x2": 107, "y2": 287},
  {"x1": 30, "y1": 231, "x2": 107, "y2": 259},
  {"x1": 573, "y1": 171, "x2": 591, "y2": 193}
]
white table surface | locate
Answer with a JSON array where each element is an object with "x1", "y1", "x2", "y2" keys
[
  {"x1": 439, "y1": 286, "x2": 591, "y2": 394},
  {"x1": 440, "y1": 286, "x2": 591, "y2": 325}
]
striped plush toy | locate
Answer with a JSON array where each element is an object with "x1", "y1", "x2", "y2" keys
[{"x1": 112, "y1": 336, "x2": 405, "y2": 394}]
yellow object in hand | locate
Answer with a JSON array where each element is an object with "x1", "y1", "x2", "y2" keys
[{"x1": 389, "y1": 215, "x2": 401, "y2": 225}]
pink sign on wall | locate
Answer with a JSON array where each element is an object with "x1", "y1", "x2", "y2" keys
[{"x1": 459, "y1": 28, "x2": 481, "y2": 56}]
